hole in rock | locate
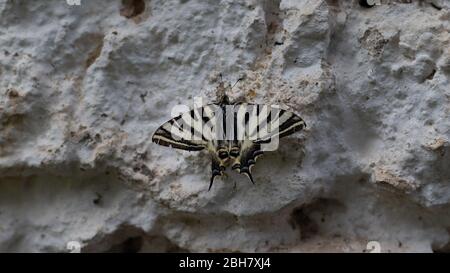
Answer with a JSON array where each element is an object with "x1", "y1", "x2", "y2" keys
[
  {"x1": 432, "y1": 239, "x2": 450, "y2": 253},
  {"x1": 120, "y1": 0, "x2": 146, "y2": 19},
  {"x1": 289, "y1": 198, "x2": 346, "y2": 241},
  {"x1": 290, "y1": 207, "x2": 319, "y2": 240},
  {"x1": 82, "y1": 225, "x2": 188, "y2": 253},
  {"x1": 425, "y1": 69, "x2": 436, "y2": 81},
  {"x1": 107, "y1": 236, "x2": 143, "y2": 253},
  {"x1": 359, "y1": 0, "x2": 376, "y2": 8}
]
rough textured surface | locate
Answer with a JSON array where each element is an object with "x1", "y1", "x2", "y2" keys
[{"x1": 0, "y1": 0, "x2": 449, "y2": 252}]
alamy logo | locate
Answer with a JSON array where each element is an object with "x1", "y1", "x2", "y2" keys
[
  {"x1": 66, "y1": 0, "x2": 81, "y2": 6},
  {"x1": 169, "y1": 99, "x2": 281, "y2": 145},
  {"x1": 366, "y1": 241, "x2": 381, "y2": 253},
  {"x1": 366, "y1": 0, "x2": 382, "y2": 5},
  {"x1": 66, "y1": 241, "x2": 81, "y2": 253}
]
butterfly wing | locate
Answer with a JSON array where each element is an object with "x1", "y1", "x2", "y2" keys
[
  {"x1": 152, "y1": 104, "x2": 220, "y2": 151},
  {"x1": 233, "y1": 104, "x2": 306, "y2": 182},
  {"x1": 252, "y1": 105, "x2": 306, "y2": 144}
]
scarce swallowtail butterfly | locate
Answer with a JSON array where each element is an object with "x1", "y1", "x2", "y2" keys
[{"x1": 152, "y1": 82, "x2": 306, "y2": 190}]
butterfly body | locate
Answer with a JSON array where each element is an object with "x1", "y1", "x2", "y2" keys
[{"x1": 152, "y1": 83, "x2": 306, "y2": 190}]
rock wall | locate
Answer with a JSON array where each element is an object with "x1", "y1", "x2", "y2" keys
[{"x1": 0, "y1": 0, "x2": 449, "y2": 252}]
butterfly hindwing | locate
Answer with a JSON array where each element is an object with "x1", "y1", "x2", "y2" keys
[
  {"x1": 209, "y1": 149, "x2": 224, "y2": 190},
  {"x1": 237, "y1": 141, "x2": 263, "y2": 184}
]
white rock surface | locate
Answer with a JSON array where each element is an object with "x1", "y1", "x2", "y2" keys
[{"x1": 0, "y1": 0, "x2": 449, "y2": 252}]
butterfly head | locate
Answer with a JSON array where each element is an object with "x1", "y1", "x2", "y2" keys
[{"x1": 214, "y1": 74, "x2": 245, "y2": 106}]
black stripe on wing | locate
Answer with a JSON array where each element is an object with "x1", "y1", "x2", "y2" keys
[
  {"x1": 152, "y1": 126, "x2": 206, "y2": 151},
  {"x1": 277, "y1": 113, "x2": 306, "y2": 138},
  {"x1": 152, "y1": 105, "x2": 219, "y2": 151},
  {"x1": 255, "y1": 108, "x2": 306, "y2": 143}
]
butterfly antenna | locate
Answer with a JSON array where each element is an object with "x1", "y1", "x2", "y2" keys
[{"x1": 231, "y1": 77, "x2": 243, "y2": 90}]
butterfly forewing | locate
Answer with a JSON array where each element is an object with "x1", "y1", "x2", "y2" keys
[{"x1": 152, "y1": 105, "x2": 218, "y2": 151}]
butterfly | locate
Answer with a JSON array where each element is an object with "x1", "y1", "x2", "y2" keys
[{"x1": 152, "y1": 82, "x2": 306, "y2": 190}]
